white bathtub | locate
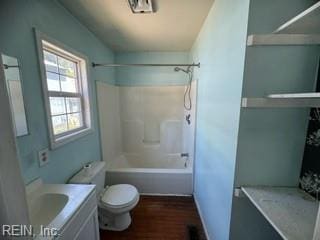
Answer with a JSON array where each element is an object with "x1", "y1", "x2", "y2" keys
[{"x1": 105, "y1": 155, "x2": 193, "y2": 195}]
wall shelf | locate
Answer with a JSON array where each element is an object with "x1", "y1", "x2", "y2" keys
[
  {"x1": 275, "y1": 2, "x2": 320, "y2": 34},
  {"x1": 268, "y1": 92, "x2": 320, "y2": 98},
  {"x1": 242, "y1": 93, "x2": 320, "y2": 108},
  {"x1": 241, "y1": 187, "x2": 319, "y2": 240},
  {"x1": 247, "y1": 34, "x2": 320, "y2": 46},
  {"x1": 247, "y1": 2, "x2": 320, "y2": 46}
]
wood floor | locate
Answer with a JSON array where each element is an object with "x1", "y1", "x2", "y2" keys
[{"x1": 100, "y1": 196, "x2": 206, "y2": 240}]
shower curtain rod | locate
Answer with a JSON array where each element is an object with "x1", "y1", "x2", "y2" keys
[
  {"x1": 3, "y1": 64, "x2": 19, "y2": 69},
  {"x1": 92, "y1": 62, "x2": 200, "y2": 68}
]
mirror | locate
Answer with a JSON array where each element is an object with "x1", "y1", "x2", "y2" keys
[{"x1": 2, "y1": 54, "x2": 29, "y2": 137}]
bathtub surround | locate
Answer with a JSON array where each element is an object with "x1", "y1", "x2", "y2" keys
[
  {"x1": 97, "y1": 82, "x2": 195, "y2": 194},
  {"x1": 0, "y1": 0, "x2": 115, "y2": 183},
  {"x1": 119, "y1": 86, "x2": 186, "y2": 165},
  {"x1": 97, "y1": 83, "x2": 191, "y2": 168},
  {"x1": 96, "y1": 83, "x2": 122, "y2": 167},
  {"x1": 190, "y1": 0, "x2": 250, "y2": 239},
  {"x1": 108, "y1": 51, "x2": 198, "y2": 166}
]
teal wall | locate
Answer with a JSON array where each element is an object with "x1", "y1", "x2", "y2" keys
[
  {"x1": 191, "y1": 0, "x2": 250, "y2": 239},
  {"x1": 235, "y1": 0, "x2": 319, "y2": 188},
  {"x1": 115, "y1": 52, "x2": 190, "y2": 86},
  {"x1": 0, "y1": 0, "x2": 115, "y2": 184},
  {"x1": 230, "y1": 0, "x2": 320, "y2": 239}
]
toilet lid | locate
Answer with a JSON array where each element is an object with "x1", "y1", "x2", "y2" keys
[{"x1": 101, "y1": 184, "x2": 138, "y2": 208}]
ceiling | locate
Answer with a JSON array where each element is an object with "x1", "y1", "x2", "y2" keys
[{"x1": 59, "y1": 0, "x2": 214, "y2": 52}]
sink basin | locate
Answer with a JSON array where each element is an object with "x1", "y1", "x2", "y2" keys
[
  {"x1": 26, "y1": 179, "x2": 96, "y2": 239},
  {"x1": 28, "y1": 193, "x2": 68, "y2": 232}
]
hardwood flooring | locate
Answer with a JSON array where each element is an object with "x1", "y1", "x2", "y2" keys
[{"x1": 100, "y1": 196, "x2": 206, "y2": 240}]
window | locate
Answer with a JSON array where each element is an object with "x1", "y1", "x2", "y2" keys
[{"x1": 37, "y1": 33, "x2": 92, "y2": 148}]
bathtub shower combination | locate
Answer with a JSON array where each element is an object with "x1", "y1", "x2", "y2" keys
[{"x1": 97, "y1": 81, "x2": 197, "y2": 195}]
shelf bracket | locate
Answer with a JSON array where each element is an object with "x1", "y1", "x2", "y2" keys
[{"x1": 234, "y1": 188, "x2": 245, "y2": 198}]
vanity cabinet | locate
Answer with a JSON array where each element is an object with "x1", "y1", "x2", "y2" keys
[
  {"x1": 74, "y1": 209, "x2": 99, "y2": 240},
  {"x1": 59, "y1": 190, "x2": 100, "y2": 240}
]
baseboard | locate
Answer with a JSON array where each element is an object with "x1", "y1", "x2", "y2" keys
[
  {"x1": 140, "y1": 193, "x2": 192, "y2": 197},
  {"x1": 194, "y1": 195, "x2": 210, "y2": 240}
]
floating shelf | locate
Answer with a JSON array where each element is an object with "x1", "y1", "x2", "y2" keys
[
  {"x1": 268, "y1": 92, "x2": 320, "y2": 98},
  {"x1": 275, "y1": 2, "x2": 320, "y2": 34},
  {"x1": 247, "y1": 34, "x2": 320, "y2": 46},
  {"x1": 242, "y1": 93, "x2": 320, "y2": 108},
  {"x1": 247, "y1": 2, "x2": 320, "y2": 46},
  {"x1": 241, "y1": 187, "x2": 319, "y2": 240}
]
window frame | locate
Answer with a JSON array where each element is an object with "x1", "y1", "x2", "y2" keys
[
  {"x1": 35, "y1": 30, "x2": 93, "y2": 149},
  {"x1": 44, "y1": 47, "x2": 85, "y2": 138}
]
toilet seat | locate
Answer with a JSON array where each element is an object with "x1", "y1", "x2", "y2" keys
[{"x1": 100, "y1": 184, "x2": 139, "y2": 209}]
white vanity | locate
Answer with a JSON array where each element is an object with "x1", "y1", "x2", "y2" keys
[{"x1": 26, "y1": 179, "x2": 100, "y2": 240}]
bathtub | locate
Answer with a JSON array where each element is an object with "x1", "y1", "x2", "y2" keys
[{"x1": 105, "y1": 154, "x2": 193, "y2": 195}]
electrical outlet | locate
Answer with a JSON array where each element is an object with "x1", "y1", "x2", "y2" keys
[{"x1": 38, "y1": 149, "x2": 49, "y2": 167}]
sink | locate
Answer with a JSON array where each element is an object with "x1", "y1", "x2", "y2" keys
[
  {"x1": 26, "y1": 179, "x2": 96, "y2": 239},
  {"x1": 28, "y1": 193, "x2": 68, "y2": 227}
]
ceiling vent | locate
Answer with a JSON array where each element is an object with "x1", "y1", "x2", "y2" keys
[{"x1": 128, "y1": 0, "x2": 155, "y2": 14}]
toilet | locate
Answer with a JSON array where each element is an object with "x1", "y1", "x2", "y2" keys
[{"x1": 68, "y1": 161, "x2": 139, "y2": 231}]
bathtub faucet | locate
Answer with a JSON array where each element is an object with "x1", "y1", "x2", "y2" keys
[
  {"x1": 181, "y1": 153, "x2": 189, "y2": 168},
  {"x1": 186, "y1": 114, "x2": 191, "y2": 125},
  {"x1": 181, "y1": 153, "x2": 189, "y2": 158}
]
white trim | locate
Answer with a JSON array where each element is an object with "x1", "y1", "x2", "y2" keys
[
  {"x1": 194, "y1": 194, "x2": 210, "y2": 240},
  {"x1": 34, "y1": 29, "x2": 94, "y2": 149},
  {"x1": 1, "y1": 53, "x2": 30, "y2": 137},
  {"x1": 52, "y1": 127, "x2": 93, "y2": 149}
]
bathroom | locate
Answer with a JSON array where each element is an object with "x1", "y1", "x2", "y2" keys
[{"x1": 1, "y1": 0, "x2": 320, "y2": 239}]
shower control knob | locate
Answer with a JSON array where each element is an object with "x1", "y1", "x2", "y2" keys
[{"x1": 186, "y1": 114, "x2": 191, "y2": 125}]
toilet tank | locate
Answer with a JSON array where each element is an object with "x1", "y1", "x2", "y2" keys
[{"x1": 69, "y1": 161, "x2": 106, "y2": 195}]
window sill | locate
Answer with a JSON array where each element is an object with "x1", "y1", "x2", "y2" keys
[{"x1": 50, "y1": 127, "x2": 93, "y2": 149}]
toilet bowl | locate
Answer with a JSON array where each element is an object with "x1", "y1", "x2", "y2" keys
[
  {"x1": 68, "y1": 162, "x2": 139, "y2": 231},
  {"x1": 98, "y1": 184, "x2": 139, "y2": 231}
]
